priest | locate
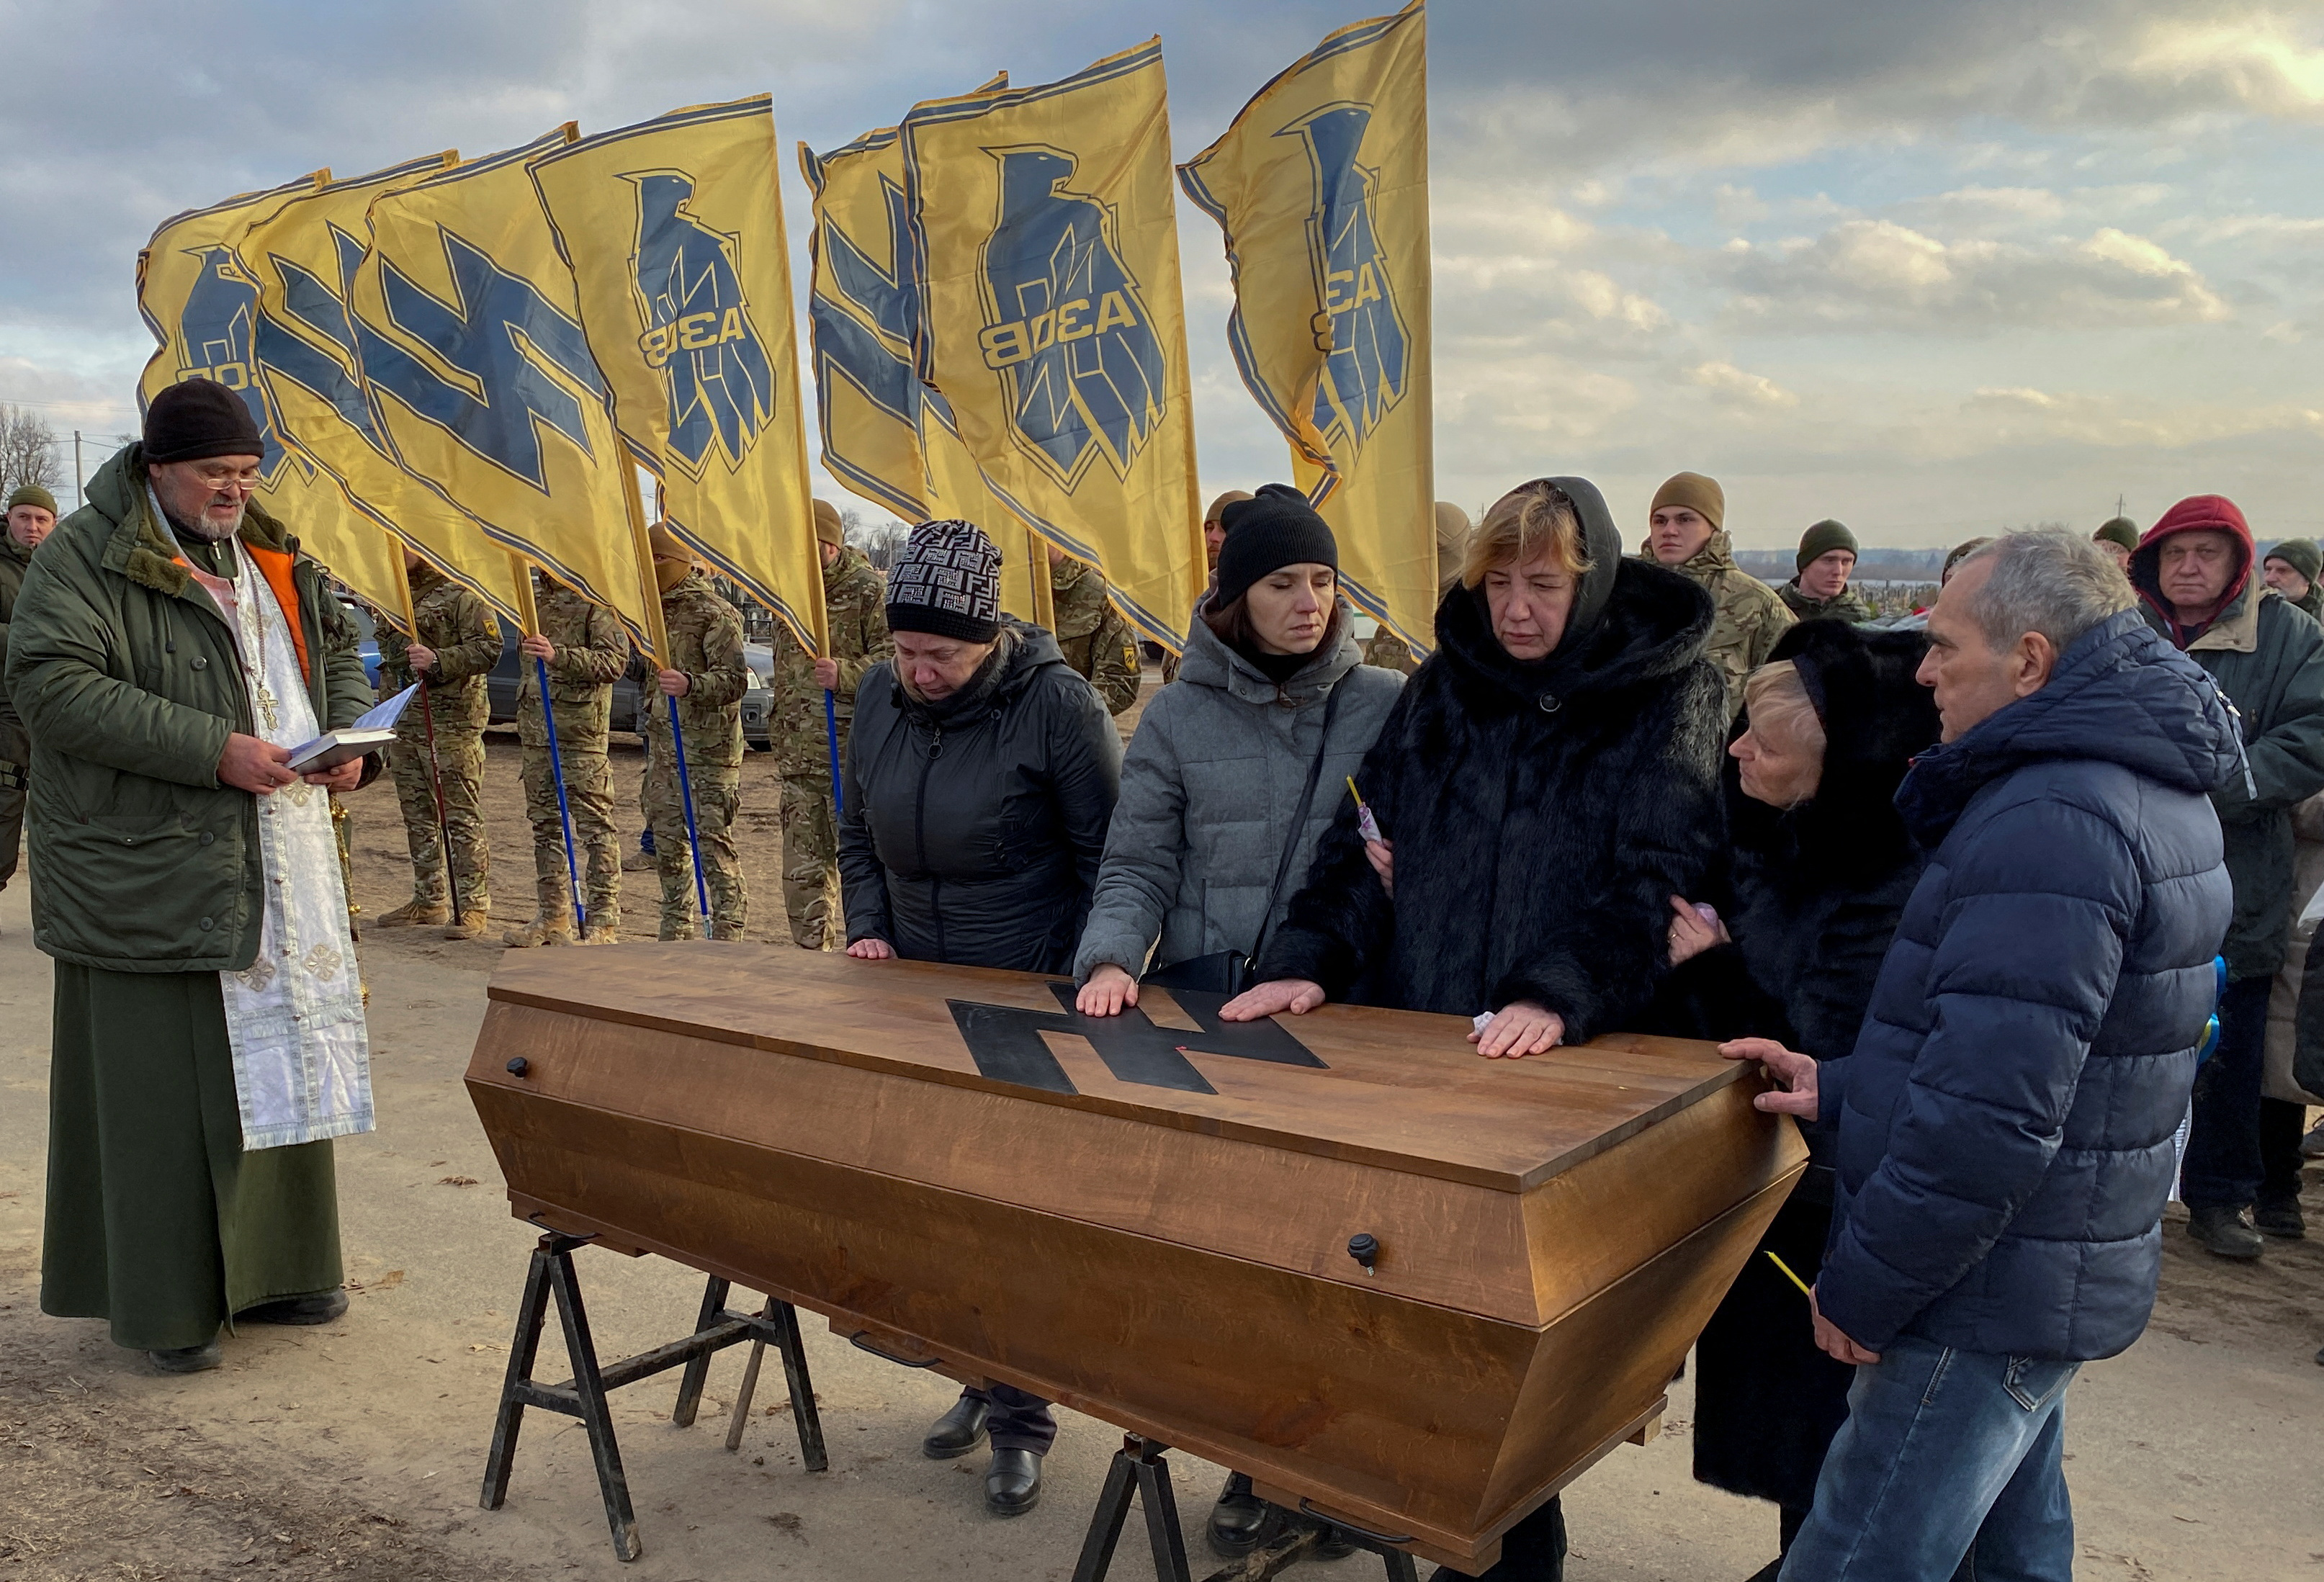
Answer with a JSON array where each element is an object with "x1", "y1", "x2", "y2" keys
[{"x1": 7, "y1": 379, "x2": 378, "y2": 1373}]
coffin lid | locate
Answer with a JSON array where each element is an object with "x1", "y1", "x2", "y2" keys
[{"x1": 485, "y1": 948, "x2": 1749, "y2": 1193}]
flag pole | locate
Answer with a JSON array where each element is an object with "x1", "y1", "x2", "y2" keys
[
  {"x1": 511, "y1": 554, "x2": 586, "y2": 937},
  {"x1": 620, "y1": 462, "x2": 710, "y2": 933},
  {"x1": 1029, "y1": 526, "x2": 1057, "y2": 630}
]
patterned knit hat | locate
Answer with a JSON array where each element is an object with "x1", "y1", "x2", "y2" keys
[{"x1": 887, "y1": 518, "x2": 1002, "y2": 642}]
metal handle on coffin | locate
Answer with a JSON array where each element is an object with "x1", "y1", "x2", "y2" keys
[
  {"x1": 845, "y1": 1330, "x2": 945, "y2": 1369},
  {"x1": 1296, "y1": 1498, "x2": 1415, "y2": 1546}
]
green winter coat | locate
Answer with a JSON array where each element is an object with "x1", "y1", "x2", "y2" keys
[
  {"x1": 1777, "y1": 580, "x2": 1874, "y2": 624},
  {"x1": 0, "y1": 532, "x2": 33, "y2": 764},
  {"x1": 2137, "y1": 572, "x2": 2324, "y2": 979},
  {"x1": 2, "y1": 444, "x2": 370, "y2": 972}
]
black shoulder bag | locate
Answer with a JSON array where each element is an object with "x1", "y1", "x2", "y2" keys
[{"x1": 1141, "y1": 681, "x2": 1345, "y2": 997}]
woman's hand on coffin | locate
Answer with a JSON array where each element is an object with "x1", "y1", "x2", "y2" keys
[
  {"x1": 1221, "y1": 979, "x2": 1327, "y2": 1020},
  {"x1": 1077, "y1": 963, "x2": 1139, "y2": 1015},
  {"x1": 1470, "y1": 999, "x2": 1563, "y2": 1059}
]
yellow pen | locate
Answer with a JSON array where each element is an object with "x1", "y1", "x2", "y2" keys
[
  {"x1": 1347, "y1": 777, "x2": 1382, "y2": 843},
  {"x1": 1764, "y1": 1251, "x2": 1813, "y2": 1299}
]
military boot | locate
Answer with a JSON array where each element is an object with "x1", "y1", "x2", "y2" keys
[
  {"x1": 443, "y1": 907, "x2": 493, "y2": 942},
  {"x1": 502, "y1": 912, "x2": 575, "y2": 948},
  {"x1": 376, "y1": 898, "x2": 451, "y2": 928},
  {"x1": 582, "y1": 925, "x2": 620, "y2": 945}
]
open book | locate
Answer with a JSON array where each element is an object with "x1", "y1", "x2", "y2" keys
[{"x1": 285, "y1": 683, "x2": 418, "y2": 773}]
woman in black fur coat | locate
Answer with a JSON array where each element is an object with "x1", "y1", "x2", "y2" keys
[
  {"x1": 1657, "y1": 620, "x2": 1939, "y2": 1582},
  {"x1": 1226, "y1": 475, "x2": 1727, "y2": 1582}
]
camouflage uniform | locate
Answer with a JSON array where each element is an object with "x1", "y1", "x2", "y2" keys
[
  {"x1": 1670, "y1": 530, "x2": 1795, "y2": 718},
  {"x1": 1776, "y1": 580, "x2": 1875, "y2": 624},
  {"x1": 768, "y1": 545, "x2": 888, "y2": 949},
  {"x1": 514, "y1": 576, "x2": 629, "y2": 942},
  {"x1": 635, "y1": 570, "x2": 749, "y2": 940},
  {"x1": 1050, "y1": 555, "x2": 1139, "y2": 714},
  {"x1": 378, "y1": 562, "x2": 498, "y2": 919},
  {"x1": 1362, "y1": 628, "x2": 1420, "y2": 676}
]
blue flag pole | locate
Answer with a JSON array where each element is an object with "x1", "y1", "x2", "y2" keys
[
  {"x1": 534, "y1": 655, "x2": 586, "y2": 936},
  {"x1": 667, "y1": 693, "x2": 712, "y2": 932},
  {"x1": 823, "y1": 688, "x2": 845, "y2": 818}
]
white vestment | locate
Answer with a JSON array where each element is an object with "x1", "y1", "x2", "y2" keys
[{"x1": 178, "y1": 526, "x2": 375, "y2": 1149}]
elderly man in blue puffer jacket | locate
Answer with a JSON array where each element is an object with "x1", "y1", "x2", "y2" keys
[{"x1": 1728, "y1": 529, "x2": 2240, "y2": 1582}]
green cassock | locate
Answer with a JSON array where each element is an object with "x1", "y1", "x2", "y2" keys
[{"x1": 8, "y1": 448, "x2": 370, "y2": 1351}]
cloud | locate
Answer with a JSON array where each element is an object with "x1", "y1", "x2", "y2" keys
[
  {"x1": 1689, "y1": 361, "x2": 1799, "y2": 407},
  {"x1": 1719, "y1": 220, "x2": 2227, "y2": 330}
]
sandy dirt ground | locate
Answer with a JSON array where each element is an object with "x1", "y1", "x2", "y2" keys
[{"x1": 1, "y1": 692, "x2": 2320, "y2": 1581}]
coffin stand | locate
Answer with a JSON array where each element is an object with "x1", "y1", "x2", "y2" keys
[{"x1": 465, "y1": 945, "x2": 1805, "y2": 1573}]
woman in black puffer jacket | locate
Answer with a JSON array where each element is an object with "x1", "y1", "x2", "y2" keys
[
  {"x1": 837, "y1": 518, "x2": 1121, "y2": 1521},
  {"x1": 1654, "y1": 620, "x2": 1939, "y2": 1581}
]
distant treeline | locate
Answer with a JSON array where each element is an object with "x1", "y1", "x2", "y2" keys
[{"x1": 1736, "y1": 548, "x2": 1950, "y2": 584}]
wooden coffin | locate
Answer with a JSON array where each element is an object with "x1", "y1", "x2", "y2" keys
[{"x1": 465, "y1": 945, "x2": 1804, "y2": 1570}]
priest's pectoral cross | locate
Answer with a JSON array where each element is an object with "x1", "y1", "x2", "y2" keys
[{"x1": 254, "y1": 678, "x2": 282, "y2": 734}]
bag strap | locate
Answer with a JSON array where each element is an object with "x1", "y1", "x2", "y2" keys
[{"x1": 1248, "y1": 678, "x2": 1346, "y2": 967}]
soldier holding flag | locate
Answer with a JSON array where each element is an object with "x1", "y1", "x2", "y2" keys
[
  {"x1": 375, "y1": 549, "x2": 498, "y2": 938},
  {"x1": 769, "y1": 500, "x2": 888, "y2": 950},
  {"x1": 506, "y1": 568, "x2": 628, "y2": 947},
  {"x1": 636, "y1": 524, "x2": 750, "y2": 940}
]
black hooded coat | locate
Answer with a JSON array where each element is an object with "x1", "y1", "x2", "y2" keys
[
  {"x1": 1644, "y1": 619, "x2": 1940, "y2": 1515},
  {"x1": 1255, "y1": 477, "x2": 1727, "y2": 1040}
]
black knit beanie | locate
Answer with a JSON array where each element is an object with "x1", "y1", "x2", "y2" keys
[
  {"x1": 1214, "y1": 483, "x2": 1337, "y2": 608},
  {"x1": 145, "y1": 377, "x2": 266, "y2": 464},
  {"x1": 886, "y1": 518, "x2": 1002, "y2": 642}
]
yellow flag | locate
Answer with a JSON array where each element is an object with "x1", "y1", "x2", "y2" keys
[
  {"x1": 532, "y1": 96, "x2": 825, "y2": 651},
  {"x1": 346, "y1": 130, "x2": 655, "y2": 647},
  {"x1": 799, "y1": 117, "x2": 1042, "y2": 620},
  {"x1": 229, "y1": 153, "x2": 526, "y2": 624},
  {"x1": 902, "y1": 40, "x2": 1204, "y2": 648},
  {"x1": 1178, "y1": 2, "x2": 1435, "y2": 652},
  {"x1": 134, "y1": 173, "x2": 421, "y2": 624}
]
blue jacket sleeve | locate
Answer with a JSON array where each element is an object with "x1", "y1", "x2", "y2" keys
[{"x1": 1817, "y1": 796, "x2": 2135, "y2": 1352}]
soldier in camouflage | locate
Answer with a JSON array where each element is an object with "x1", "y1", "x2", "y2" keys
[
  {"x1": 1046, "y1": 543, "x2": 1139, "y2": 714},
  {"x1": 1777, "y1": 518, "x2": 1875, "y2": 624},
  {"x1": 505, "y1": 570, "x2": 629, "y2": 948},
  {"x1": 768, "y1": 501, "x2": 889, "y2": 949},
  {"x1": 0, "y1": 485, "x2": 58, "y2": 906},
  {"x1": 376, "y1": 550, "x2": 499, "y2": 938},
  {"x1": 1643, "y1": 471, "x2": 1793, "y2": 718},
  {"x1": 1361, "y1": 500, "x2": 1471, "y2": 675},
  {"x1": 634, "y1": 524, "x2": 750, "y2": 940}
]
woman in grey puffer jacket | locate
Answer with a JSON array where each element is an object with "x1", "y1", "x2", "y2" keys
[
  {"x1": 1074, "y1": 488, "x2": 1404, "y2": 1004},
  {"x1": 1069, "y1": 485, "x2": 1404, "y2": 1559}
]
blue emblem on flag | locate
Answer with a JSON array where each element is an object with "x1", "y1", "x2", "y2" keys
[
  {"x1": 628, "y1": 171, "x2": 776, "y2": 474},
  {"x1": 250, "y1": 224, "x2": 389, "y2": 454},
  {"x1": 174, "y1": 246, "x2": 287, "y2": 478},
  {"x1": 1283, "y1": 103, "x2": 1406, "y2": 457},
  {"x1": 978, "y1": 148, "x2": 1165, "y2": 486},
  {"x1": 352, "y1": 228, "x2": 606, "y2": 490}
]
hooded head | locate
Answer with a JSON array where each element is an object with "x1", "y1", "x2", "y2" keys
[
  {"x1": 1434, "y1": 500, "x2": 1471, "y2": 593},
  {"x1": 647, "y1": 523, "x2": 696, "y2": 593},
  {"x1": 2130, "y1": 493, "x2": 2253, "y2": 645}
]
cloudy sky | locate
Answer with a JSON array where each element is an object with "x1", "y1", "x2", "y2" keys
[{"x1": 6, "y1": 0, "x2": 2324, "y2": 549}]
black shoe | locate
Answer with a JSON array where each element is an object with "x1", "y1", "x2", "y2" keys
[
  {"x1": 2254, "y1": 1195, "x2": 2306, "y2": 1239},
  {"x1": 148, "y1": 1341, "x2": 223, "y2": 1374},
  {"x1": 984, "y1": 1447, "x2": 1042, "y2": 1516},
  {"x1": 922, "y1": 1396, "x2": 989, "y2": 1460},
  {"x1": 235, "y1": 1290, "x2": 349, "y2": 1326},
  {"x1": 1208, "y1": 1473, "x2": 1271, "y2": 1557},
  {"x1": 2186, "y1": 1203, "x2": 2265, "y2": 1259}
]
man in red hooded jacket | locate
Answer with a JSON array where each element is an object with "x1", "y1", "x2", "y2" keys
[{"x1": 2130, "y1": 495, "x2": 2324, "y2": 1258}]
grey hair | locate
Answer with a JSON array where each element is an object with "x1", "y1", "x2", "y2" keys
[{"x1": 1953, "y1": 527, "x2": 2136, "y2": 656}]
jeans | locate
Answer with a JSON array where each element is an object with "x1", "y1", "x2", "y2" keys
[
  {"x1": 1780, "y1": 1336, "x2": 2078, "y2": 1582},
  {"x1": 2182, "y1": 974, "x2": 2270, "y2": 1210}
]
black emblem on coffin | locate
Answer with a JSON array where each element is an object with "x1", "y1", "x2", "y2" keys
[{"x1": 947, "y1": 983, "x2": 1326, "y2": 1096}]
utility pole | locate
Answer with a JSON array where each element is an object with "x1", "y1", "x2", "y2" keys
[{"x1": 74, "y1": 430, "x2": 83, "y2": 508}]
